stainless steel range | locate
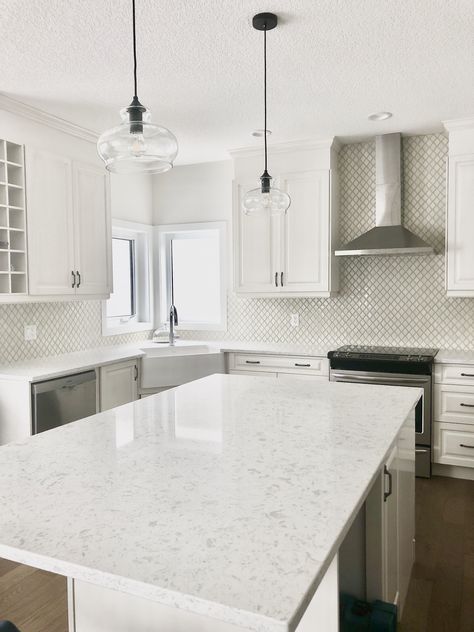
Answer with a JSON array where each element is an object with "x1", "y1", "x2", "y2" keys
[{"x1": 328, "y1": 345, "x2": 438, "y2": 478}]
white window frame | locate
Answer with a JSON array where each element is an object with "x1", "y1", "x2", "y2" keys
[
  {"x1": 155, "y1": 221, "x2": 227, "y2": 331},
  {"x1": 102, "y1": 219, "x2": 154, "y2": 336}
]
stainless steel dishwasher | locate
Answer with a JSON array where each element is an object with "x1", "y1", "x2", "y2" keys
[{"x1": 32, "y1": 370, "x2": 97, "y2": 434}]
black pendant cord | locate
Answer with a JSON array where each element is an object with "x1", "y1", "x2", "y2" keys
[
  {"x1": 132, "y1": 0, "x2": 138, "y2": 99},
  {"x1": 263, "y1": 27, "x2": 268, "y2": 173}
]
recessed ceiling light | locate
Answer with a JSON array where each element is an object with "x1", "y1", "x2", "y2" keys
[
  {"x1": 251, "y1": 129, "x2": 272, "y2": 138},
  {"x1": 368, "y1": 111, "x2": 393, "y2": 121}
]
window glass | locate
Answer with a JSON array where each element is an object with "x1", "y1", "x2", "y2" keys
[
  {"x1": 107, "y1": 238, "x2": 135, "y2": 319},
  {"x1": 171, "y1": 233, "x2": 221, "y2": 324}
]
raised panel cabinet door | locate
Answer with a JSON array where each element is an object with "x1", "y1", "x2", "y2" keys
[
  {"x1": 447, "y1": 155, "x2": 474, "y2": 295},
  {"x1": 280, "y1": 170, "x2": 330, "y2": 294},
  {"x1": 100, "y1": 360, "x2": 139, "y2": 412},
  {"x1": 233, "y1": 180, "x2": 280, "y2": 294},
  {"x1": 26, "y1": 149, "x2": 76, "y2": 295},
  {"x1": 73, "y1": 161, "x2": 111, "y2": 296}
]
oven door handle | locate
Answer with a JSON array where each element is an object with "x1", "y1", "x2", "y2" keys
[{"x1": 331, "y1": 372, "x2": 429, "y2": 386}]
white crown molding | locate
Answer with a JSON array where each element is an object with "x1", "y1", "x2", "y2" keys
[
  {"x1": 0, "y1": 93, "x2": 99, "y2": 144},
  {"x1": 443, "y1": 117, "x2": 474, "y2": 132},
  {"x1": 228, "y1": 137, "x2": 340, "y2": 159}
]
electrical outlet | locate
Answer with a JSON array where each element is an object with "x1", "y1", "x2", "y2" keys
[
  {"x1": 290, "y1": 313, "x2": 299, "y2": 328},
  {"x1": 24, "y1": 325, "x2": 37, "y2": 341}
]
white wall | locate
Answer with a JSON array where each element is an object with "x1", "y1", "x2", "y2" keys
[
  {"x1": 110, "y1": 173, "x2": 153, "y2": 224},
  {"x1": 152, "y1": 160, "x2": 233, "y2": 225},
  {"x1": 152, "y1": 160, "x2": 233, "y2": 293}
]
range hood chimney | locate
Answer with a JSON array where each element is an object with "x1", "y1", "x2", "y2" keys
[{"x1": 335, "y1": 133, "x2": 434, "y2": 256}]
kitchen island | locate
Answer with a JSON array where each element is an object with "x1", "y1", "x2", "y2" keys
[{"x1": 0, "y1": 374, "x2": 420, "y2": 632}]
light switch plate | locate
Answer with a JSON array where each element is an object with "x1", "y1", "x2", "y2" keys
[
  {"x1": 290, "y1": 313, "x2": 299, "y2": 328},
  {"x1": 24, "y1": 325, "x2": 37, "y2": 341}
]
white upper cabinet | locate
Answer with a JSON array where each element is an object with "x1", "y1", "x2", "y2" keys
[
  {"x1": 233, "y1": 180, "x2": 279, "y2": 293},
  {"x1": 73, "y1": 161, "x2": 111, "y2": 296},
  {"x1": 232, "y1": 140, "x2": 339, "y2": 297},
  {"x1": 26, "y1": 148, "x2": 112, "y2": 299},
  {"x1": 26, "y1": 150, "x2": 76, "y2": 295},
  {"x1": 445, "y1": 120, "x2": 474, "y2": 297},
  {"x1": 280, "y1": 170, "x2": 330, "y2": 293}
]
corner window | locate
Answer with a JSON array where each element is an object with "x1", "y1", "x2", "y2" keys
[
  {"x1": 103, "y1": 221, "x2": 153, "y2": 335},
  {"x1": 156, "y1": 222, "x2": 227, "y2": 331},
  {"x1": 108, "y1": 238, "x2": 136, "y2": 319}
]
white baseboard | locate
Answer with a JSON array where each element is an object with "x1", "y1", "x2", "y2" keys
[{"x1": 432, "y1": 463, "x2": 474, "y2": 481}]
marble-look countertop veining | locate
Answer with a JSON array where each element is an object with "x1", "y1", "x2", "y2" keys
[
  {"x1": 0, "y1": 340, "x2": 329, "y2": 382},
  {"x1": 0, "y1": 374, "x2": 420, "y2": 632}
]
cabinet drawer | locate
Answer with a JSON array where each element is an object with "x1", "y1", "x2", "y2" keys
[
  {"x1": 434, "y1": 422, "x2": 474, "y2": 468},
  {"x1": 229, "y1": 353, "x2": 328, "y2": 376},
  {"x1": 434, "y1": 384, "x2": 474, "y2": 424},
  {"x1": 434, "y1": 364, "x2": 474, "y2": 386}
]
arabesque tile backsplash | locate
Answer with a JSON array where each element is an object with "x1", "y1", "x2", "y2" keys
[
  {"x1": 1, "y1": 133, "x2": 472, "y2": 364},
  {"x1": 0, "y1": 300, "x2": 150, "y2": 363}
]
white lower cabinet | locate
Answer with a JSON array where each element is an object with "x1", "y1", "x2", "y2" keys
[
  {"x1": 434, "y1": 362, "x2": 474, "y2": 472},
  {"x1": 383, "y1": 447, "x2": 399, "y2": 606},
  {"x1": 434, "y1": 422, "x2": 474, "y2": 468},
  {"x1": 227, "y1": 353, "x2": 329, "y2": 379},
  {"x1": 99, "y1": 360, "x2": 139, "y2": 412},
  {"x1": 366, "y1": 408, "x2": 415, "y2": 619}
]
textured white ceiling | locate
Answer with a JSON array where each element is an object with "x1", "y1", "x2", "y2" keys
[{"x1": 1, "y1": 0, "x2": 473, "y2": 164}]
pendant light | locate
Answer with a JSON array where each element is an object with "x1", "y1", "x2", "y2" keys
[
  {"x1": 242, "y1": 13, "x2": 290, "y2": 215},
  {"x1": 97, "y1": 0, "x2": 178, "y2": 174}
]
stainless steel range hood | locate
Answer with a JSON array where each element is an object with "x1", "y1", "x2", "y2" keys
[{"x1": 335, "y1": 133, "x2": 434, "y2": 256}]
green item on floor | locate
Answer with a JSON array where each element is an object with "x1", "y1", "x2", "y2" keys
[{"x1": 340, "y1": 594, "x2": 397, "y2": 631}]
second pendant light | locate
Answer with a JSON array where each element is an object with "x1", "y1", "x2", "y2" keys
[{"x1": 242, "y1": 13, "x2": 290, "y2": 216}]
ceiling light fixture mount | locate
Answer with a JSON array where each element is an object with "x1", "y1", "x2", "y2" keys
[
  {"x1": 97, "y1": 0, "x2": 178, "y2": 174},
  {"x1": 242, "y1": 12, "x2": 290, "y2": 216},
  {"x1": 251, "y1": 129, "x2": 272, "y2": 138},
  {"x1": 368, "y1": 111, "x2": 393, "y2": 121}
]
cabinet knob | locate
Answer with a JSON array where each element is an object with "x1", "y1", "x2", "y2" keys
[
  {"x1": 71, "y1": 271, "x2": 76, "y2": 288},
  {"x1": 274, "y1": 272, "x2": 278, "y2": 287},
  {"x1": 280, "y1": 272, "x2": 284, "y2": 287},
  {"x1": 76, "y1": 270, "x2": 81, "y2": 288}
]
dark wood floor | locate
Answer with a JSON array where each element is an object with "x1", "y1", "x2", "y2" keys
[
  {"x1": 0, "y1": 558, "x2": 67, "y2": 632},
  {"x1": 0, "y1": 476, "x2": 473, "y2": 631},
  {"x1": 400, "y1": 476, "x2": 474, "y2": 632}
]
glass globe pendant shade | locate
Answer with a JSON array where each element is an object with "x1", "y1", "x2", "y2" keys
[
  {"x1": 97, "y1": 99, "x2": 178, "y2": 175},
  {"x1": 242, "y1": 172, "x2": 291, "y2": 216}
]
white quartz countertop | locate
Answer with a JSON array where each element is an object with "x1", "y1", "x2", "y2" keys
[
  {"x1": 0, "y1": 340, "x2": 329, "y2": 382},
  {"x1": 0, "y1": 344, "x2": 148, "y2": 381},
  {"x1": 0, "y1": 374, "x2": 420, "y2": 632},
  {"x1": 435, "y1": 349, "x2": 474, "y2": 365}
]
